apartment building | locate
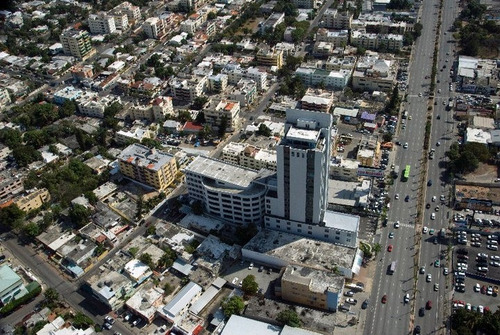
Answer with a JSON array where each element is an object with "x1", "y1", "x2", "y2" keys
[
  {"x1": 222, "y1": 142, "x2": 277, "y2": 171},
  {"x1": 180, "y1": 12, "x2": 205, "y2": 34},
  {"x1": 0, "y1": 87, "x2": 11, "y2": 109},
  {"x1": 87, "y1": 268, "x2": 135, "y2": 310},
  {"x1": 350, "y1": 30, "x2": 404, "y2": 52},
  {"x1": 88, "y1": 12, "x2": 116, "y2": 35},
  {"x1": 170, "y1": 75, "x2": 207, "y2": 103},
  {"x1": 14, "y1": 188, "x2": 50, "y2": 212},
  {"x1": 204, "y1": 100, "x2": 240, "y2": 132},
  {"x1": 356, "y1": 135, "x2": 381, "y2": 167},
  {"x1": 229, "y1": 79, "x2": 257, "y2": 107},
  {"x1": 143, "y1": 17, "x2": 167, "y2": 39},
  {"x1": 53, "y1": 86, "x2": 83, "y2": 105},
  {"x1": 207, "y1": 73, "x2": 228, "y2": 93},
  {"x1": 183, "y1": 156, "x2": 271, "y2": 225},
  {"x1": 352, "y1": 55, "x2": 397, "y2": 92},
  {"x1": 315, "y1": 28, "x2": 349, "y2": 46},
  {"x1": 117, "y1": 143, "x2": 177, "y2": 190},
  {"x1": 321, "y1": 9, "x2": 352, "y2": 29},
  {"x1": 0, "y1": 265, "x2": 28, "y2": 305},
  {"x1": 256, "y1": 49, "x2": 284, "y2": 69},
  {"x1": 112, "y1": 1, "x2": 141, "y2": 22},
  {"x1": 300, "y1": 88, "x2": 334, "y2": 113},
  {"x1": 224, "y1": 66, "x2": 268, "y2": 91},
  {"x1": 115, "y1": 127, "x2": 152, "y2": 145},
  {"x1": 0, "y1": 171, "x2": 24, "y2": 204},
  {"x1": 60, "y1": 28, "x2": 95, "y2": 60},
  {"x1": 294, "y1": 67, "x2": 350, "y2": 90},
  {"x1": 281, "y1": 265, "x2": 344, "y2": 311},
  {"x1": 77, "y1": 92, "x2": 121, "y2": 118},
  {"x1": 259, "y1": 12, "x2": 285, "y2": 33}
]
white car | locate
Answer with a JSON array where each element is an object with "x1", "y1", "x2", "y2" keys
[
  {"x1": 443, "y1": 268, "x2": 449, "y2": 275},
  {"x1": 491, "y1": 255, "x2": 500, "y2": 261},
  {"x1": 395, "y1": 194, "x2": 399, "y2": 200},
  {"x1": 423, "y1": 226, "x2": 428, "y2": 234},
  {"x1": 403, "y1": 143, "x2": 408, "y2": 149},
  {"x1": 404, "y1": 294, "x2": 410, "y2": 303},
  {"x1": 434, "y1": 283, "x2": 439, "y2": 291},
  {"x1": 345, "y1": 298, "x2": 357, "y2": 305},
  {"x1": 394, "y1": 221, "x2": 400, "y2": 229},
  {"x1": 479, "y1": 305, "x2": 484, "y2": 313},
  {"x1": 248, "y1": 263, "x2": 254, "y2": 270},
  {"x1": 431, "y1": 213, "x2": 436, "y2": 220},
  {"x1": 440, "y1": 194, "x2": 445, "y2": 201},
  {"x1": 432, "y1": 196, "x2": 436, "y2": 202},
  {"x1": 426, "y1": 274, "x2": 432, "y2": 282},
  {"x1": 474, "y1": 283, "x2": 480, "y2": 292}
]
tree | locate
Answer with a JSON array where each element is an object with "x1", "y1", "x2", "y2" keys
[
  {"x1": 241, "y1": 275, "x2": 259, "y2": 296},
  {"x1": 195, "y1": 111, "x2": 206, "y2": 124},
  {"x1": 192, "y1": 96, "x2": 209, "y2": 110},
  {"x1": 257, "y1": 124, "x2": 272, "y2": 137},
  {"x1": 373, "y1": 243, "x2": 382, "y2": 255},
  {"x1": 72, "y1": 312, "x2": 94, "y2": 328},
  {"x1": 207, "y1": 12, "x2": 217, "y2": 20},
  {"x1": 43, "y1": 288, "x2": 59, "y2": 306},
  {"x1": 22, "y1": 222, "x2": 40, "y2": 239},
  {"x1": 277, "y1": 309, "x2": 301, "y2": 327},
  {"x1": 68, "y1": 204, "x2": 91, "y2": 228},
  {"x1": 129, "y1": 247, "x2": 139, "y2": 257},
  {"x1": 218, "y1": 115, "x2": 229, "y2": 138},
  {"x1": 0, "y1": 204, "x2": 25, "y2": 231},
  {"x1": 222, "y1": 296, "x2": 245, "y2": 317},
  {"x1": 356, "y1": 46, "x2": 366, "y2": 56},
  {"x1": 382, "y1": 132, "x2": 393, "y2": 143},
  {"x1": 139, "y1": 253, "x2": 154, "y2": 269}
]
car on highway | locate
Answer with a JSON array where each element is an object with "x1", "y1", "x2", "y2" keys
[
  {"x1": 387, "y1": 244, "x2": 393, "y2": 252},
  {"x1": 426, "y1": 203, "x2": 431, "y2": 209},
  {"x1": 443, "y1": 268, "x2": 449, "y2": 275},
  {"x1": 440, "y1": 194, "x2": 446, "y2": 201},
  {"x1": 435, "y1": 206, "x2": 440, "y2": 212},
  {"x1": 414, "y1": 325, "x2": 421, "y2": 335},
  {"x1": 420, "y1": 266, "x2": 425, "y2": 274},
  {"x1": 426, "y1": 274, "x2": 432, "y2": 282},
  {"x1": 432, "y1": 196, "x2": 437, "y2": 202},
  {"x1": 426, "y1": 300, "x2": 432, "y2": 309},
  {"x1": 404, "y1": 293, "x2": 410, "y2": 303},
  {"x1": 427, "y1": 180, "x2": 433, "y2": 186},
  {"x1": 419, "y1": 307, "x2": 425, "y2": 317},
  {"x1": 423, "y1": 226, "x2": 428, "y2": 234},
  {"x1": 405, "y1": 195, "x2": 410, "y2": 202},
  {"x1": 361, "y1": 299, "x2": 369, "y2": 309},
  {"x1": 395, "y1": 194, "x2": 399, "y2": 199},
  {"x1": 434, "y1": 259, "x2": 440, "y2": 267},
  {"x1": 394, "y1": 221, "x2": 400, "y2": 229},
  {"x1": 389, "y1": 232, "x2": 394, "y2": 239},
  {"x1": 431, "y1": 213, "x2": 436, "y2": 220},
  {"x1": 403, "y1": 143, "x2": 408, "y2": 149},
  {"x1": 381, "y1": 295, "x2": 387, "y2": 304},
  {"x1": 434, "y1": 283, "x2": 439, "y2": 291}
]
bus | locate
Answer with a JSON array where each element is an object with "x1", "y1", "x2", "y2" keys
[
  {"x1": 402, "y1": 165, "x2": 411, "y2": 181},
  {"x1": 388, "y1": 261, "x2": 397, "y2": 275}
]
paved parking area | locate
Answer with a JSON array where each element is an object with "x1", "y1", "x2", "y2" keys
[
  {"x1": 451, "y1": 230, "x2": 500, "y2": 312},
  {"x1": 222, "y1": 261, "x2": 281, "y2": 295}
]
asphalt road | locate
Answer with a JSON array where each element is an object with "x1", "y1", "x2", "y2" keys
[
  {"x1": 415, "y1": 0, "x2": 461, "y2": 333},
  {"x1": 364, "y1": 0, "x2": 459, "y2": 334}
]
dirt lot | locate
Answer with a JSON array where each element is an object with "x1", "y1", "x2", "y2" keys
[{"x1": 463, "y1": 163, "x2": 498, "y2": 183}]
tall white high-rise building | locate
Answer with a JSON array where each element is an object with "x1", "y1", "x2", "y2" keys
[{"x1": 266, "y1": 109, "x2": 332, "y2": 225}]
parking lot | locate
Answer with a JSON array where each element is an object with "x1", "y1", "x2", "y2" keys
[
  {"x1": 451, "y1": 230, "x2": 500, "y2": 312},
  {"x1": 222, "y1": 261, "x2": 281, "y2": 296}
]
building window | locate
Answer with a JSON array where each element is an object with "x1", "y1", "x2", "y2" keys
[
  {"x1": 297, "y1": 224, "x2": 302, "y2": 227},
  {"x1": 335, "y1": 236, "x2": 339, "y2": 240},
  {"x1": 324, "y1": 234, "x2": 329, "y2": 238},
  {"x1": 308, "y1": 231, "x2": 312, "y2": 235},
  {"x1": 297, "y1": 229, "x2": 302, "y2": 233},
  {"x1": 336, "y1": 231, "x2": 340, "y2": 235}
]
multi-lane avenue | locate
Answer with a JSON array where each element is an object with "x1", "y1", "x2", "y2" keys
[{"x1": 365, "y1": 0, "x2": 461, "y2": 334}]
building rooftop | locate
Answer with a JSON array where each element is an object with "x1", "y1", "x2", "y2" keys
[
  {"x1": 243, "y1": 230, "x2": 356, "y2": 271},
  {"x1": 126, "y1": 283, "x2": 164, "y2": 320},
  {"x1": 117, "y1": 143, "x2": 174, "y2": 171},
  {"x1": 323, "y1": 210, "x2": 360, "y2": 233},
  {"x1": 466, "y1": 127, "x2": 491, "y2": 144},
  {"x1": 282, "y1": 264, "x2": 344, "y2": 294},
  {"x1": 0, "y1": 265, "x2": 22, "y2": 294},
  {"x1": 184, "y1": 156, "x2": 268, "y2": 189},
  {"x1": 285, "y1": 126, "x2": 319, "y2": 143},
  {"x1": 162, "y1": 281, "x2": 202, "y2": 320},
  {"x1": 221, "y1": 315, "x2": 281, "y2": 335},
  {"x1": 124, "y1": 259, "x2": 151, "y2": 282}
]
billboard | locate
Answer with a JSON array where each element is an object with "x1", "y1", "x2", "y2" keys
[{"x1": 357, "y1": 165, "x2": 385, "y2": 178}]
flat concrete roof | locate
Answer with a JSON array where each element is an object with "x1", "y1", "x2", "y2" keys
[
  {"x1": 324, "y1": 210, "x2": 360, "y2": 233},
  {"x1": 282, "y1": 264, "x2": 344, "y2": 294},
  {"x1": 184, "y1": 156, "x2": 262, "y2": 189},
  {"x1": 244, "y1": 229, "x2": 356, "y2": 271}
]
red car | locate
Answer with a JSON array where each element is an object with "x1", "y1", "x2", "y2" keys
[
  {"x1": 387, "y1": 245, "x2": 393, "y2": 252},
  {"x1": 382, "y1": 295, "x2": 387, "y2": 304},
  {"x1": 481, "y1": 285, "x2": 487, "y2": 294},
  {"x1": 426, "y1": 300, "x2": 432, "y2": 309}
]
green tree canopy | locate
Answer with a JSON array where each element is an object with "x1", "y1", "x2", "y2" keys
[
  {"x1": 68, "y1": 204, "x2": 91, "y2": 228},
  {"x1": 241, "y1": 275, "x2": 259, "y2": 296},
  {"x1": 222, "y1": 296, "x2": 245, "y2": 317},
  {"x1": 277, "y1": 309, "x2": 301, "y2": 327}
]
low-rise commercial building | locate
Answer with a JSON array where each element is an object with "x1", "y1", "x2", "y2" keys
[
  {"x1": 222, "y1": 142, "x2": 277, "y2": 171},
  {"x1": 352, "y1": 54, "x2": 397, "y2": 92},
  {"x1": 0, "y1": 265, "x2": 29, "y2": 305}
]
